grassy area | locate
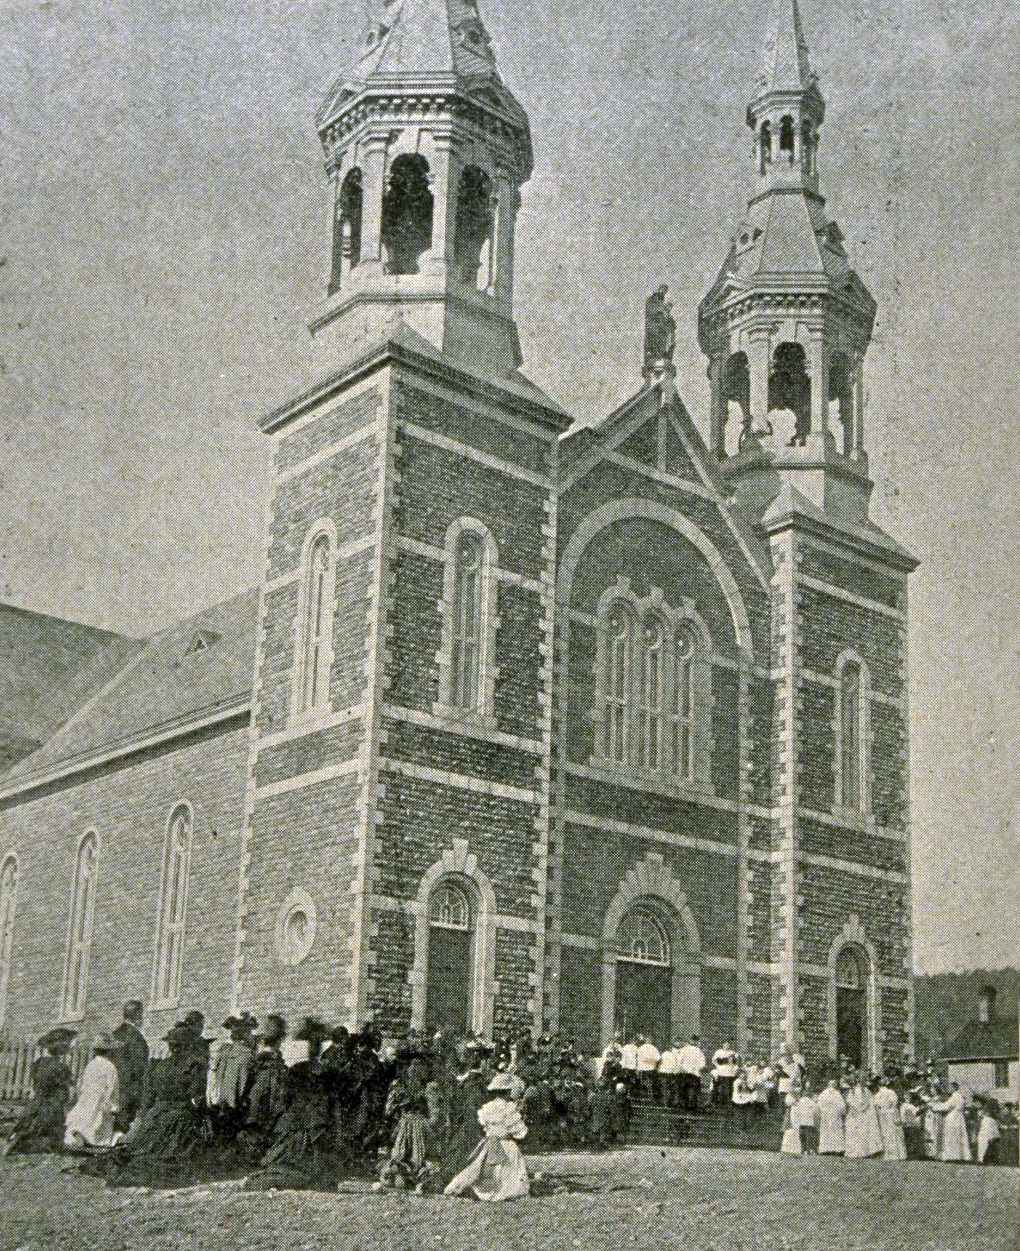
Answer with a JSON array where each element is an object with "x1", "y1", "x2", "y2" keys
[{"x1": 0, "y1": 1146, "x2": 1015, "y2": 1251}]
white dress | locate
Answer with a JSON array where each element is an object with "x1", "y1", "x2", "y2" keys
[
  {"x1": 931, "y1": 1091, "x2": 971, "y2": 1162},
  {"x1": 64, "y1": 1055, "x2": 120, "y2": 1148},
  {"x1": 844, "y1": 1085, "x2": 883, "y2": 1159},
  {"x1": 445, "y1": 1098, "x2": 529, "y2": 1201},
  {"x1": 873, "y1": 1086, "x2": 906, "y2": 1160},
  {"x1": 816, "y1": 1087, "x2": 846, "y2": 1154},
  {"x1": 780, "y1": 1094, "x2": 801, "y2": 1155}
]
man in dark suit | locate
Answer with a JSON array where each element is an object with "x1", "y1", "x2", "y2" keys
[{"x1": 112, "y1": 1000, "x2": 150, "y2": 1133}]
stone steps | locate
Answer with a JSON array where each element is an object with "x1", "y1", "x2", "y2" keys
[{"x1": 624, "y1": 1100, "x2": 784, "y2": 1151}]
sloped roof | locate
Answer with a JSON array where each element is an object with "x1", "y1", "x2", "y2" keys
[
  {"x1": 942, "y1": 1016, "x2": 1019, "y2": 1063},
  {"x1": 0, "y1": 605, "x2": 141, "y2": 773},
  {"x1": 2, "y1": 590, "x2": 258, "y2": 789}
]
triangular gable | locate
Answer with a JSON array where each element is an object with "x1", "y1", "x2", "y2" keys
[{"x1": 561, "y1": 384, "x2": 772, "y2": 594}]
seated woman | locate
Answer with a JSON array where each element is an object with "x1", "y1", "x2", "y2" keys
[
  {"x1": 91, "y1": 1020, "x2": 208, "y2": 1186},
  {"x1": 376, "y1": 1058, "x2": 438, "y2": 1192},
  {"x1": 445, "y1": 1072, "x2": 530, "y2": 1202},
  {"x1": 2, "y1": 1028, "x2": 76, "y2": 1155}
]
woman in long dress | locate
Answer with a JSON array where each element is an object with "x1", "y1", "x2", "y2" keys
[
  {"x1": 64, "y1": 1033, "x2": 121, "y2": 1150},
  {"x1": 2, "y1": 1028, "x2": 76, "y2": 1155},
  {"x1": 929, "y1": 1084, "x2": 971, "y2": 1162},
  {"x1": 445, "y1": 1073, "x2": 529, "y2": 1202},
  {"x1": 816, "y1": 1080, "x2": 846, "y2": 1155},
  {"x1": 844, "y1": 1075, "x2": 883, "y2": 1159},
  {"x1": 873, "y1": 1079, "x2": 906, "y2": 1160}
]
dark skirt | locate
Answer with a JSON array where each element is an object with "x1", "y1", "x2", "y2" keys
[{"x1": 4, "y1": 1092, "x2": 69, "y2": 1155}]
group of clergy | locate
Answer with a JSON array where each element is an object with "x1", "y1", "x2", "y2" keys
[{"x1": 778, "y1": 1072, "x2": 1003, "y2": 1164}]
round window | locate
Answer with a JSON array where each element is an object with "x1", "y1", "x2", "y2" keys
[{"x1": 275, "y1": 889, "x2": 316, "y2": 966}]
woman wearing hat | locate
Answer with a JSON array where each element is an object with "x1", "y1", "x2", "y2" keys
[
  {"x1": 64, "y1": 1033, "x2": 122, "y2": 1150},
  {"x1": 2, "y1": 1028, "x2": 77, "y2": 1155},
  {"x1": 444, "y1": 1071, "x2": 530, "y2": 1202}
]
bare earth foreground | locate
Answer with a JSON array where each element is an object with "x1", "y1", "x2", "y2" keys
[{"x1": 0, "y1": 1147, "x2": 1015, "y2": 1251}]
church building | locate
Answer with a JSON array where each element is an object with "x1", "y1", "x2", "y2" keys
[{"x1": 0, "y1": 0, "x2": 917, "y2": 1071}]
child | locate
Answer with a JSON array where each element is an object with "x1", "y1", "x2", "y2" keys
[
  {"x1": 444, "y1": 1072, "x2": 529, "y2": 1201},
  {"x1": 780, "y1": 1092, "x2": 801, "y2": 1155},
  {"x1": 794, "y1": 1085, "x2": 819, "y2": 1154}
]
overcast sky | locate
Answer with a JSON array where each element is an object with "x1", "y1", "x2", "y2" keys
[{"x1": 1, "y1": 0, "x2": 1017, "y2": 976}]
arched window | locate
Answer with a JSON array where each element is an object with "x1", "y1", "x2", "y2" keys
[
  {"x1": 636, "y1": 616, "x2": 665, "y2": 769},
  {"x1": 381, "y1": 154, "x2": 434, "y2": 275},
  {"x1": 829, "y1": 353, "x2": 853, "y2": 452},
  {"x1": 801, "y1": 120, "x2": 814, "y2": 174},
  {"x1": 329, "y1": 167, "x2": 363, "y2": 295},
  {"x1": 152, "y1": 805, "x2": 192, "y2": 1006},
  {"x1": 295, "y1": 529, "x2": 335, "y2": 718},
  {"x1": 779, "y1": 115, "x2": 796, "y2": 163},
  {"x1": 839, "y1": 660, "x2": 863, "y2": 810},
  {"x1": 454, "y1": 165, "x2": 494, "y2": 287},
  {"x1": 617, "y1": 908, "x2": 671, "y2": 965},
  {"x1": 62, "y1": 832, "x2": 98, "y2": 1019},
  {"x1": 604, "y1": 603, "x2": 633, "y2": 763},
  {"x1": 451, "y1": 531, "x2": 484, "y2": 711},
  {"x1": 671, "y1": 625, "x2": 697, "y2": 780},
  {"x1": 759, "y1": 120, "x2": 772, "y2": 174},
  {"x1": 425, "y1": 879, "x2": 475, "y2": 1036},
  {"x1": 0, "y1": 855, "x2": 18, "y2": 1030},
  {"x1": 723, "y1": 351, "x2": 750, "y2": 450}
]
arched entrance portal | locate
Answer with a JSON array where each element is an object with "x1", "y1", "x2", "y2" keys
[
  {"x1": 834, "y1": 946, "x2": 867, "y2": 1069},
  {"x1": 614, "y1": 908, "x2": 673, "y2": 1047},
  {"x1": 424, "y1": 879, "x2": 475, "y2": 1036}
]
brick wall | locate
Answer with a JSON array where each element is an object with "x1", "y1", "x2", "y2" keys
[{"x1": 0, "y1": 722, "x2": 248, "y2": 1040}]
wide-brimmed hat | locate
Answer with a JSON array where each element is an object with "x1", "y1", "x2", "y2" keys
[
  {"x1": 223, "y1": 1012, "x2": 258, "y2": 1035},
  {"x1": 488, "y1": 1071, "x2": 525, "y2": 1099},
  {"x1": 92, "y1": 1032, "x2": 122, "y2": 1052},
  {"x1": 293, "y1": 1016, "x2": 330, "y2": 1044},
  {"x1": 38, "y1": 1027, "x2": 76, "y2": 1051},
  {"x1": 257, "y1": 1014, "x2": 287, "y2": 1042}
]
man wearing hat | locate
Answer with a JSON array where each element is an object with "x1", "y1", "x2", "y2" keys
[
  {"x1": 112, "y1": 1000, "x2": 149, "y2": 1134},
  {"x1": 2, "y1": 1027, "x2": 76, "y2": 1155},
  {"x1": 64, "y1": 1032, "x2": 122, "y2": 1150}
]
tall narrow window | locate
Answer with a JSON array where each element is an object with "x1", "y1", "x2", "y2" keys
[
  {"x1": 451, "y1": 532, "x2": 484, "y2": 710},
  {"x1": 840, "y1": 661, "x2": 863, "y2": 809},
  {"x1": 328, "y1": 167, "x2": 363, "y2": 295},
  {"x1": 152, "y1": 805, "x2": 192, "y2": 1006},
  {"x1": 636, "y1": 617, "x2": 665, "y2": 768},
  {"x1": 381, "y1": 154, "x2": 433, "y2": 275},
  {"x1": 0, "y1": 856, "x2": 18, "y2": 1030},
  {"x1": 62, "y1": 833, "x2": 98, "y2": 1019},
  {"x1": 296, "y1": 530, "x2": 335, "y2": 718},
  {"x1": 671, "y1": 625, "x2": 696, "y2": 779},
  {"x1": 604, "y1": 604, "x2": 633, "y2": 762}
]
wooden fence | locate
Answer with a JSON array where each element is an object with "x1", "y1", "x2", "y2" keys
[{"x1": 0, "y1": 1039, "x2": 90, "y2": 1105}]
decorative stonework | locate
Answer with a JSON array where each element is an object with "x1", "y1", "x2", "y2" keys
[
  {"x1": 274, "y1": 889, "x2": 317, "y2": 966},
  {"x1": 825, "y1": 915, "x2": 881, "y2": 1068}
]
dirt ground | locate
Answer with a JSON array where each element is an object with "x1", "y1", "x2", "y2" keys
[{"x1": 0, "y1": 1146, "x2": 1015, "y2": 1251}]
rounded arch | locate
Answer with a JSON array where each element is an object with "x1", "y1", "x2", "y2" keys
[
  {"x1": 826, "y1": 917, "x2": 881, "y2": 1070},
  {"x1": 62, "y1": 829, "x2": 99, "y2": 1020},
  {"x1": 558, "y1": 498, "x2": 754, "y2": 655},
  {"x1": 600, "y1": 853, "x2": 702, "y2": 1049},
  {"x1": 381, "y1": 153, "x2": 433, "y2": 275},
  {"x1": 0, "y1": 852, "x2": 20, "y2": 1031},
  {"x1": 410, "y1": 840, "x2": 497, "y2": 1037},
  {"x1": 436, "y1": 517, "x2": 499, "y2": 722}
]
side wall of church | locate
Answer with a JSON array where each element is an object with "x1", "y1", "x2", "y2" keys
[
  {"x1": 0, "y1": 721, "x2": 248, "y2": 1039},
  {"x1": 550, "y1": 401, "x2": 777, "y2": 1058},
  {"x1": 365, "y1": 369, "x2": 559, "y2": 1038},
  {"x1": 236, "y1": 377, "x2": 385, "y2": 1020},
  {"x1": 778, "y1": 527, "x2": 913, "y2": 1067}
]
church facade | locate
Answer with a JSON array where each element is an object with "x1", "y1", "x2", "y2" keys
[{"x1": 0, "y1": 0, "x2": 917, "y2": 1071}]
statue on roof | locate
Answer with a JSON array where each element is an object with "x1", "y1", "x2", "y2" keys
[{"x1": 644, "y1": 285, "x2": 676, "y2": 370}]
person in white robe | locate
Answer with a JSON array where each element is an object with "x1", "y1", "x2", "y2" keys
[
  {"x1": 976, "y1": 1100, "x2": 1001, "y2": 1165},
  {"x1": 816, "y1": 1080, "x2": 846, "y2": 1155},
  {"x1": 844, "y1": 1076, "x2": 883, "y2": 1159},
  {"x1": 445, "y1": 1073, "x2": 529, "y2": 1202},
  {"x1": 780, "y1": 1093, "x2": 801, "y2": 1155},
  {"x1": 793, "y1": 1087, "x2": 819, "y2": 1154},
  {"x1": 929, "y1": 1085, "x2": 971, "y2": 1162},
  {"x1": 874, "y1": 1080, "x2": 907, "y2": 1160},
  {"x1": 64, "y1": 1034, "x2": 121, "y2": 1149}
]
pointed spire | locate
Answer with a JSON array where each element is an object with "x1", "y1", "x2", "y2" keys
[{"x1": 756, "y1": 0, "x2": 814, "y2": 98}]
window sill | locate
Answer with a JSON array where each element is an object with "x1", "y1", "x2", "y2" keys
[
  {"x1": 432, "y1": 704, "x2": 498, "y2": 735},
  {"x1": 584, "y1": 757, "x2": 716, "y2": 801},
  {"x1": 57, "y1": 1011, "x2": 85, "y2": 1025},
  {"x1": 149, "y1": 997, "x2": 180, "y2": 1013}
]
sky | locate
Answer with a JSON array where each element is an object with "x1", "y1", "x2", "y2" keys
[{"x1": 0, "y1": 0, "x2": 1017, "y2": 975}]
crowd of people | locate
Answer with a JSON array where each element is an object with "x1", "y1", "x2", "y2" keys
[{"x1": 1, "y1": 1006, "x2": 1011, "y2": 1200}]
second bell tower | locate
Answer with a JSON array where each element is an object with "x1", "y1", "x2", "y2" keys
[{"x1": 311, "y1": 0, "x2": 532, "y2": 376}]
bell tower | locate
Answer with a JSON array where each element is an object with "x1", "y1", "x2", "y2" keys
[
  {"x1": 698, "y1": 0, "x2": 877, "y2": 524},
  {"x1": 311, "y1": 0, "x2": 532, "y2": 376}
]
